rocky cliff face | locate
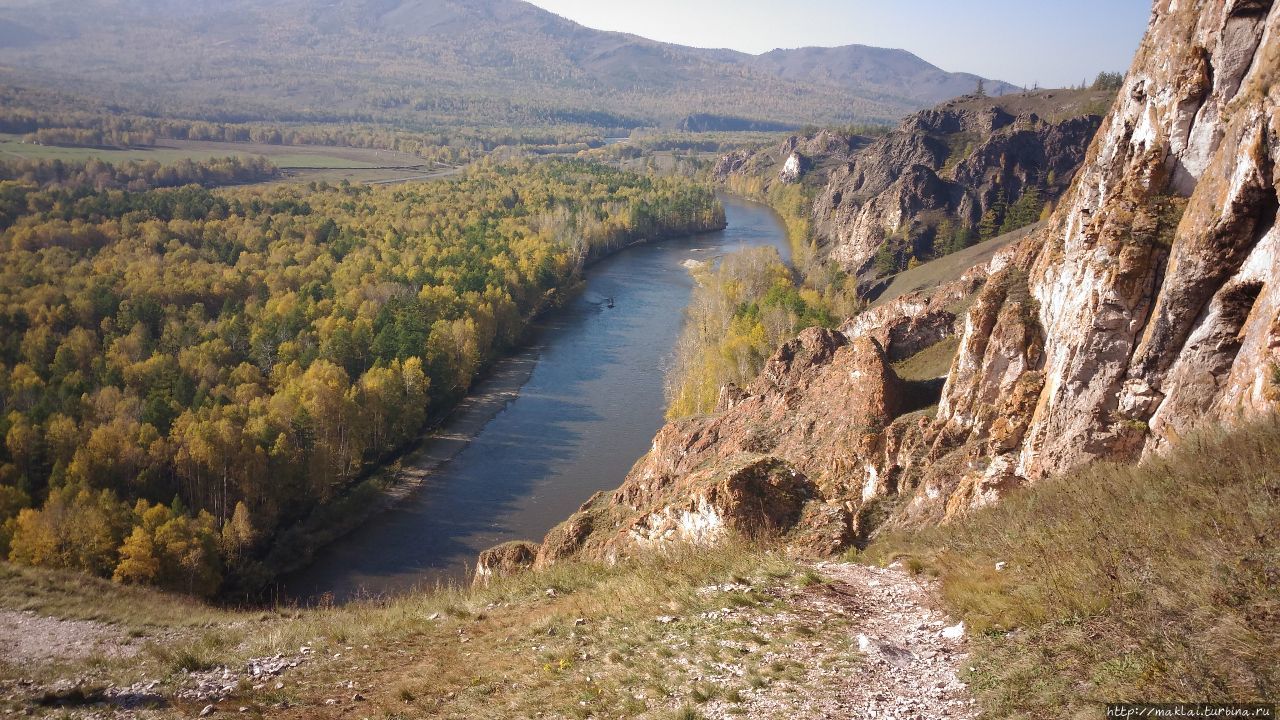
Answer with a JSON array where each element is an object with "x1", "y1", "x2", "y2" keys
[
  {"x1": 813, "y1": 91, "x2": 1108, "y2": 279},
  {"x1": 713, "y1": 129, "x2": 872, "y2": 190},
  {"x1": 479, "y1": 0, "x2": 1280, "y2": 579},
  {"x1": 938, "y1": 0, "x2": 1280, "y2": 488},
  {"x1": 715, "y1": 92, "x2": 1108, "y2": 282}
]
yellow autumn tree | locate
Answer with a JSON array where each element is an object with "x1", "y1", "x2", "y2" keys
[
  {"x1": 7, "y1": 485, "x2": 131, "y2": 576},
  {"x1": 114, "y1": 500, "x2": 222, "y2": 597}
]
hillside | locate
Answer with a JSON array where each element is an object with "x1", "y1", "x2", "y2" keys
[
  {"x1": 0, "y1": 0, "x2": 1015, "y2": 128},
  {"x1": 716, "y1": 88, "x2": 1112, "y2": 284},
  {"x1": 0, "y1": 1, "x2": 1277, "y2": 717},
  {"x1": 2, "y1": 417, "x2": 1274, "y2": 717},
  {"x1": 492, "y1": 0, "x2": 1280, "y2": 584}
]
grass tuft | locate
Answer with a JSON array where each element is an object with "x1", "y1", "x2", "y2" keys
[{"x1": 864, "y1": 416, "x2": 1280, "y2": 716}]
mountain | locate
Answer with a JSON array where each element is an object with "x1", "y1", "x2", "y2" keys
[
  {"x1": 749, "y1": 44, "x2": 1014, "y2": 107},
  {"x1": 484, "y1": 0, "x2": 1280, "y2": 565},
  {"x1": 0, "y1": 0, "x2": 1015, "y2": 128},
  {"x1": 716, "y1": 88, "x2": 1112, "y2": 283}
]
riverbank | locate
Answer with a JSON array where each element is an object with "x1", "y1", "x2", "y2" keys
[
  {"x1": 256, "y1": 214, "x2": 736, "y2": 602},
  {"x1": 279, "y1": 195, "x2": 792, "y2": 603}
]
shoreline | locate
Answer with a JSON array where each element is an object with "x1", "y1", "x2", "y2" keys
[{"x1": 265, "y1": 224, "x2": 726, "y2": 599}]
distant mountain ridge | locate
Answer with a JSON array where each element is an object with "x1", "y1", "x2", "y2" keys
[{"x1": 0, "y1": 0, "x2": 1017, "y2": 128}]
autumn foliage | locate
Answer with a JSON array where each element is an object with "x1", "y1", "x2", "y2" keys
[{"x1": 0, "y1": 158, "x2": 723, "y2": 595}]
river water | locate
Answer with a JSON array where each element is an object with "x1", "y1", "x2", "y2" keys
[{"x1": 284, "y1": 195, "x2": 790, "y2": 602}]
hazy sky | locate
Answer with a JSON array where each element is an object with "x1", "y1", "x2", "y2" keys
[{"x1": 525, "y1": 0, "x2": 1152, "y2": 88}]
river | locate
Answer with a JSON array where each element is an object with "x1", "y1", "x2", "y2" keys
[{"x1": 284, "y1": 195, "x2": 790, "y2": 602}]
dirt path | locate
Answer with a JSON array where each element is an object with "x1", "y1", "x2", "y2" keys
[
  {"x1": 0, "y1": 610, "x2": 141, "y2": 664},
  {"x1": 701, "y1": 562, "x2": 977, "y2": 720}
]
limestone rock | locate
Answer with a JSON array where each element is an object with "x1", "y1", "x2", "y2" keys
[
  {"x1": 779, "y1": 152, "x2": 805, "y2": 183},
  {"x1": 934, "y1": 0, "x2": 1280, "y2": 493},
  {"x1": 473, "y1": 541, "x2": 538, "y2": 586},
  {"x1": 813, "y1": 91, "x2": 1106, "y2": 279}
]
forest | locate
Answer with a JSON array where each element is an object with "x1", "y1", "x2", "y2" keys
[
  {"x1": 664, "y1": 247, "x2": 837, "y2": 417},
  {"x1": 0, "y1": 158, "x2": 724, "y2": 596},
  {"x1": 0, "y1": 156, "x2": 279, "y2": 193}
]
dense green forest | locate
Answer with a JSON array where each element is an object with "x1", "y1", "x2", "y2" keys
[{"x1": 0, "y1": 159, "x2": 724, "y2": 595}]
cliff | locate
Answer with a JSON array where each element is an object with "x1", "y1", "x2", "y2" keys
[
  {"x1": 936, "y1": 0, "x2": 1280, "y2": 489},
  {"x1": 816, "y1": 91, "x2": 1108, "y2": 280},
  {"x1": 484, "y1": 0, "x2": 1280, "y2": 576},
  {"x1": 717, "y1": 90, "x2": 1110, "y2": 284}
]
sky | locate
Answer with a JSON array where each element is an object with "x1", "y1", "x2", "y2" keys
[{"x1": 525, "y1": 0, "x2": 1152, "y2": 89}]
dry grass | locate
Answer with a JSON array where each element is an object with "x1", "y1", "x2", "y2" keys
[
  {"x1": 0, "y1": 562, "x2": 233, "y2": 631},
  {"x1": 867, "y1": 222, "x2": 1040, "y2": 309},
  {"x1": 864, "y1": 418, "x2": 1280, "y2": 718},
  {"x1": 892, "y1": 336, "x2": 960, "y2": 381},
  {"x1": 231, "y1": 543, "x2": 815, "y2": 718},
  {"x1": 3, "y1": 543, "x2": 823, "y2": 718}
]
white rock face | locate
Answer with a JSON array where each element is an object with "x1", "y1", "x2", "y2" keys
[
  {"x1": 779, "y1": 152, "x2": 803, "y2": 183},
  {"x1": 627, "y1": 495, "x2": 727, "y2": 548},
  {"x1": 938, "y1": 0, "x2": 1280, "y2": 487}
]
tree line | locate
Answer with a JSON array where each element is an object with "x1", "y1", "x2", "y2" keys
[
  {"x1": 0, "y1": 85, "x2": 609, "y2": 167},
  {"x1": 0, "y1": 158, "x2": 724, "y2": 595},
  {"x1": 665, "y1": 247, "x2": 838, "y2": 418},
  {"x1": 0, "y1": 156, "x2": 278, "y2": 194}
]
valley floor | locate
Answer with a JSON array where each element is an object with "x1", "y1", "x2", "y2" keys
[{"x1": 0, "y1": 555, "x2": 976, "y2": 719}]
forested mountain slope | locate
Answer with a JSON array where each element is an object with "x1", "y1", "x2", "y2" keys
[{"x1": 0, "y1": 0, "x2": 1014, "y2": 128}]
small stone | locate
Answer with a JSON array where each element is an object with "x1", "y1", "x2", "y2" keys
[
  {"x1": 995, "y1": 561, "x2": 1008, "y2": 572},
  {"x1": 574, "y1": 618, "x2": 586, "y2": 626},
  {"x1": 274, "y1": 682, "x2": 284, "y2": 690},
  {"x1": 941, "y1": 622, "x2": 965, "y2": 640},
  {"x1": 199, "y1": 705, "x2": 215, "y2": 717},
  {"x1": 545, "y1": 588, "x2": 557, "y2": 597},
  {"x1": 238, "y1": 708, "x2": 248, "y2": 714},
  {"x1": 324, "y1": 698, "x2": 338, "y2": 706}
]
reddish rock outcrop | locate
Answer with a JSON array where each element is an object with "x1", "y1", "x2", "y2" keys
[{"x1": 473, "y1": 540, "x2": 537, "y2": 586}]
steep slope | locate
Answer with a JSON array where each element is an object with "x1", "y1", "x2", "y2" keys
[
  {"x1": 815, "y1": 90, "x2": 1110, "y2": 279},
  {"x1": 0, "y1": 0, "x2": 1012, "y2": 127},
  {"x1": 935, "y1": 0, "x2": 1280, "y2": 489},
  {"x1": 716, "y1": 90, "x2": 1109, "y2": 284},
  {"x1": 0, "y1": 548, "x2": 981, "y2": 719},
  {"x1": 491, "y1": 0, "x2": 1280, "y2": 571}
]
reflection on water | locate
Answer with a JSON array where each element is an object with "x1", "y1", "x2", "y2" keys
[{"x1": 283, "y1": 196, "x2": 790, "y2": 602}]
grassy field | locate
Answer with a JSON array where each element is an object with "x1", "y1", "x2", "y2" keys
[
  {"x1": 863, "y1": 417, "x2": 1280, "y2": 718},
  {"x1": 0, "y1": 134, "x2": 452, "y2": 185},
  {"x1": 867, "y1": 222, "x2": 1042, "y2": 309}
]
